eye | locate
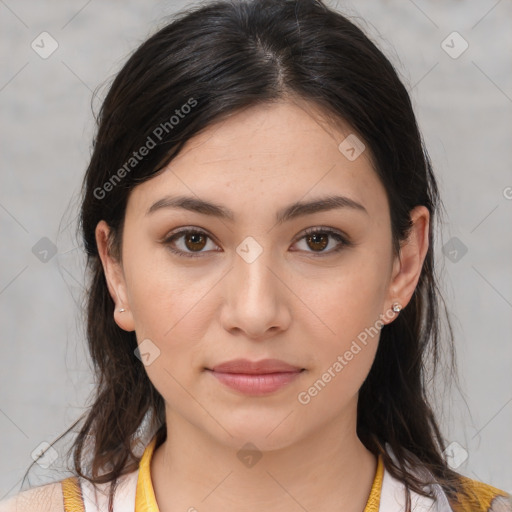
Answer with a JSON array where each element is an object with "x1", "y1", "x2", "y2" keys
[
  {"x1": 162, "y1": 226, "x2": 351, "y2": 258},
  {"x1": 292, "y1": 227, "x2": 350, "y2": 256},
  {"x1": 163, "y1": 228, "x2": 219, "y2": 258}
]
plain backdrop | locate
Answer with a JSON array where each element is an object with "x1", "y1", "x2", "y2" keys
[{"x1": 1, "y1": 0, "x2": 511, "y2": 500}]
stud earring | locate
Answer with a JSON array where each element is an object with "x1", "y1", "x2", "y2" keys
[
  {"x1": 118, "y1": 308, "x2": 126, "y2": 313},
  {"x1": 392, "y1": 302, "x2": 402, "y2": 313}
]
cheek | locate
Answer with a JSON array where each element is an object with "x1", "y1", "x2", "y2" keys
[
  {"x1": 121, "y1": 246, "x2": 219, "y2": 392},
  {"x1": 125, "y1": 260, "x2": 211, "y2": 403},
  {"x1": 297, "y1": 273, "x2": 384, "y2": 414},
  {"x1": 297, "y1": 248, "x2": 390, "y2": 400},
  {"x1": 308, "y1": 251, "x2": 390, "y2": 343},
  {"x1": 123, "y1": 239, "x2": 207, "y2": 334},
  {"x1": 130, "y1": 278, "x2": 214, "y2": 358},
  {"x1": 309, "y1": 284, "x2": 382, "y2": 389}
]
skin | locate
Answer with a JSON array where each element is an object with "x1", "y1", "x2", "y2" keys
[{"x1": 96, "y1": 99, "x2": 429, "y2": 512}]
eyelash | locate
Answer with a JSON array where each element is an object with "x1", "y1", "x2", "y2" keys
[{"x1": 162, "y1": 226, "x2": 351, "y2": 259}]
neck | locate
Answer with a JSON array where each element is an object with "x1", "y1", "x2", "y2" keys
[{"x1": 150, "y1": 406, "x2": 377, "y2": 512}]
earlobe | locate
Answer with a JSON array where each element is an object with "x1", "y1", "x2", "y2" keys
[
  {"x1": 95, "y1": 220, "x2": 136, "y2": 332},
  {"x1": 383, "y1": 205, "x2": 430, "y2": 323},
  {"x1": 113, "y1": 305, "x2": 135, "y2": 332}
]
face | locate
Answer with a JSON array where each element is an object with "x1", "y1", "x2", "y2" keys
[{"x1": 96, "y1": 99, "x2": 429, "y2": 451}]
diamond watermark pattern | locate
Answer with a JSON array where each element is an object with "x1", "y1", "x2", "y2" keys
[
  {"x1": 237, "y1": 442, "x2": 263, "y2": 468},
  {"x1": 441, "y1": 31, "x2": 469, "y2": 59},
  {"x1": 31, "y1": 441, "x2": 59, "y2": 469},
  {"x1": 442, "y1": 236, "x2": 468, "y2": 263},
  {"x1": 443, "y1": 441, "x2": 469, "y2": 469},
  {"x1": 236, "y1": 236, "x2": 263, "y2": 264},
  {"x1": 32, "y1": 237, "x2": 58, "y2": 263},
  {"x1": 31, "y1": 32, "x2": 59, "y2": 59},
  {"x1": 338, "y1": 134, "x2": 366, "y2": 161},
  {"x1": 134, "y1": 338, "x2": 161, "y2": 366}
]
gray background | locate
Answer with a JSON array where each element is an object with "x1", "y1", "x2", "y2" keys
[{"x1": 1, "y1": 0, "x2": 511, "y2": 501}]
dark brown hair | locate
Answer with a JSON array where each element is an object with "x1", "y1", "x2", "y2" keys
[{"x1": 22, "y1": 0, "x2": 473, "y2": 509}]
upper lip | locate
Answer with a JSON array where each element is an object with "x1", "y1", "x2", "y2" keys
[{"x1": 209, "y1": 358, "x2": 304, "y2": 374}]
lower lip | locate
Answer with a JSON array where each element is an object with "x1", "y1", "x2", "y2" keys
[{"x1": 207, "y1": 370, "x2": 303, "y2": 395}]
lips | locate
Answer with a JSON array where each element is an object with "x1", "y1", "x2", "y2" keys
[
  {"x1": 206, "y1": 359, "x2": 305, "y2": 395},
  {"x1": 209, "y1": 358, "x2": 304, "y2": 374}
]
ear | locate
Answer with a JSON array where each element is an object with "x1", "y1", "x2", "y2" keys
[
  {"x1": 95, "y1": 220, "x2": 135, "y2": 332},
  {"x1": 382, "y1": 205, "x2": 430, "y2": 324}
]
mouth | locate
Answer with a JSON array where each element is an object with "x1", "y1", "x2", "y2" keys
[{"x1": 205, "y1": 359, "x2": 306, "y2": 395}]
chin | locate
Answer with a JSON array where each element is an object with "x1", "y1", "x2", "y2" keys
[{"x1": 211, "y1": 411, "x2": 304, "y2": 451}]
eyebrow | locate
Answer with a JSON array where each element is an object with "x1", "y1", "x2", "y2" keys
[{"x1": 146, "y1": 194, "x2": 368, "y2": 223}]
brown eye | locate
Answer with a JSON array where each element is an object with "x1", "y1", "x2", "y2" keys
[
  {"x1": 163, "y1": 229, "x2": 218, "y2": 258},
  {"x1": 293, "y1": 227, "x2": 350, "y2": 255}
]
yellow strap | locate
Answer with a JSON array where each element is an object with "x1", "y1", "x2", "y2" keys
[
  {"x1": 135, "y1": 435, "x2": 160, "y2": 511},
  {"x1": 59, "y1": 435, "x2": 161, "y2": 512},
  {"x1": 364, "y1": 455, "x2": 384, "y2": 512},
  {"x1": 61, "y1": 476, "x2": 86, "y2": 512}
]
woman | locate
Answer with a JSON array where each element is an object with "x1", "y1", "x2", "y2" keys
[{"x1": 1, "y1": 0, "x2": 510, "y2": 511}]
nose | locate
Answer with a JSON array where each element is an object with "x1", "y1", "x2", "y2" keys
[{"x1": 219, "y1": 246, "x2": 291, "y2": 340}]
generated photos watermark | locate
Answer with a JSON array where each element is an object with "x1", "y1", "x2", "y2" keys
[{"x1": 297, "y1": 306, "x2": 397, "y2": 405}]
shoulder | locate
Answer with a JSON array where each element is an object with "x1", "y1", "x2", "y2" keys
[
  {"x1": 450, "y1": 476, "x2": 512, "y2": 512},
  {"x1": 0, "y1": 480, "x2": 65, "y2": 512}
]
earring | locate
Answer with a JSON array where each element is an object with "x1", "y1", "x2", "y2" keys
[
  {"x1": 118, "y1": 308, "x2": 126, "y2": 313},
  {"x1": 392, "y1": 302, "x2": 402, "y2": 313}
]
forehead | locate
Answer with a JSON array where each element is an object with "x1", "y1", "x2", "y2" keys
[{"x1": 126, "y1": 100, "x2": 388, "y2": 222}]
